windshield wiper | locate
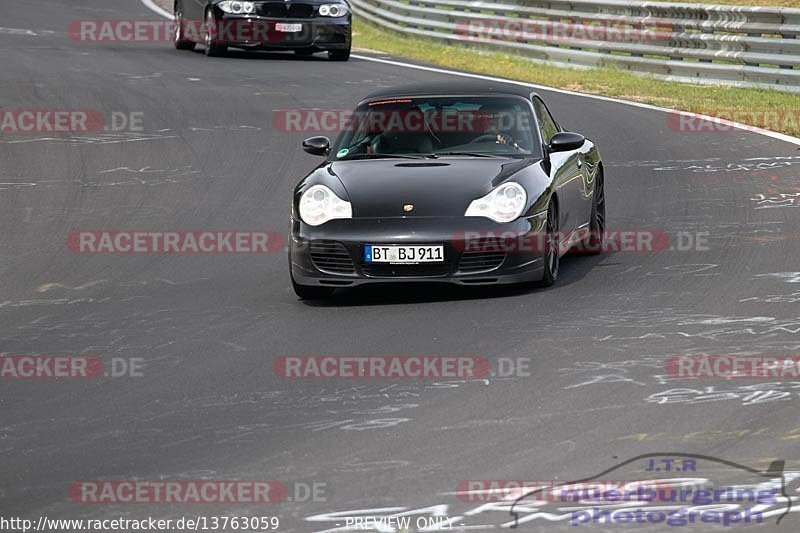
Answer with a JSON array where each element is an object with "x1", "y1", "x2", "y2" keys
[
  {"x1": 338, "y1": 153, "x2": 427, "y2": 160},
  {"x1": 432, "y1": 151, "x2": 507, "y2": 158}
]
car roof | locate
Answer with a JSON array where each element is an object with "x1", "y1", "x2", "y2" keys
[{"x1": 361, "y1": 81, "x2": 540, "y2": 102}]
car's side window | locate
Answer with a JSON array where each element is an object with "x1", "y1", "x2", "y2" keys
[{"x1": 532, "y1": 97, "x2": 560, "y2": 144}]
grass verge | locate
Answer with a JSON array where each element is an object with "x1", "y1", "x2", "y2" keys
[{"x1": 353, "y1": 18, "x2": 800, "y2": 137}]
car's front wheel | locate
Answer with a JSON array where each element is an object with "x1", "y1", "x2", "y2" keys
[
  {"x1": 583, "y1": 167, "x2": 605, "y2": 254},
  {"x1": 204, "y1": 10, "x2": 227, "y2": 57},
  {"x1": 291, "y1": 274, "x2": 335, "y2": 300},
  {"x1": 540, "y1": 199, "x2": 560, "y2": 286},
  {"x1": 173, "y1": 1, "x2": 195, "y2": 50}
]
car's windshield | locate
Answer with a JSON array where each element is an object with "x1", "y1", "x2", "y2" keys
[{"x1": 331, "y1": 96, "x2": 541, "y2": 160}]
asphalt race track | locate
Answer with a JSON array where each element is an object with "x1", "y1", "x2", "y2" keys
[{"x1": 3, "y1": 0, "x2": 800, "y2": 531}]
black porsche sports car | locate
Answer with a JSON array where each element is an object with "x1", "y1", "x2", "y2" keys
[
  {"x1": 173, "y1": 0, "x2": 351, "y2": 60},
  {"x1": 289, "y1": 82, "x2": 605, "y2": 299}
]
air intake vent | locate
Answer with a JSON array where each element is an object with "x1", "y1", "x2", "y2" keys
[
  {"x1": 362, "y1": 264, "x2": 451, "y2": 277},
  {"x1": 458, "y1": 244, "x2": 506, "y2": 273},
  {"x1": 309, "y1": 241, "x2": 354, "y2": 274}
]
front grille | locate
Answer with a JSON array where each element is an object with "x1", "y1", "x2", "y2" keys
[
  {"x1": 458, "y1": 241, "x2": 507, "y2": 273},
  {"x1": 288, "y1": 3, "x2": 314, "y2": 17},
  {"x1": 309, "y1": 241, "x2": 354, "y2": 274},
  {"x1": 257, "y1": 2, "x2": 315, "y2": 18}
]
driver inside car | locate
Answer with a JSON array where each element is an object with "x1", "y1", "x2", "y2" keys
[{"x1": 471, "y1": 104, "x2": 523, "y2": 149}]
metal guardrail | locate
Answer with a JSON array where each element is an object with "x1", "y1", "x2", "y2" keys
[{"x1": 351, "y1": 0, "x2": 800, "y2": 92}]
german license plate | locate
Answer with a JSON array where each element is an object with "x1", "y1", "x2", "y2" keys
[
  {"x1": 275, "y1": 23, "x2": 303, "y2": 32},
  {"x1": 364, "y1": 245, "x2": 444, "y2": 264}
]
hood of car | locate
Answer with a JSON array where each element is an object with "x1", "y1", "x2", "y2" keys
[{"x1": 325, "y1": 158, "x2": 531, "y2": 218}]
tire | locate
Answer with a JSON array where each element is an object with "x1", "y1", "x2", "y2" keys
[
  {"x1": 173, "y1": 1, "x2": 195, "y2": 50},
  {"x1": 540, "y1": 199, "x2": 560, "y2": 286},
  {"x1": 204, "y1": 10, "x2": 227, "y2": 57},
  {"x1": 582, "y1": 167, "x2": 606, "y2": 255},
  {"x1": 328, "y1": 48, "x2": 350, "y2": 61},
  {"x1": 291, "y1": 274, "x2": 335, "y2": 300}
]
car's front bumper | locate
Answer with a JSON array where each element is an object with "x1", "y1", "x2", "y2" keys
[
  {"x1": 211, "y1": 13, "x2": 350, "y2": 51},
  {"x1": 289, "y1": 214, "x2": 548, "y2": 288}
]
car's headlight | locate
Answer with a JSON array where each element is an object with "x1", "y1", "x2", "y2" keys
[
  {"x1": 218, "y1": 1, "x2": 255, "y2": 14},
  {"x1": 299, "y1": 185, "x2": 352, "y2": 226},
  {"x1": 318, "y1": 4, "x2": 350, "y2": 17},
  {"x1": 464, "y1": 182, "x2": 527, "y2": 223}
]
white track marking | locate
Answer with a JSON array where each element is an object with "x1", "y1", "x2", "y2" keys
[{"x1": 141, "y1": 0, "x2": 173, "y2": 19}]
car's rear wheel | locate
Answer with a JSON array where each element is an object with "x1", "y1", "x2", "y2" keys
[
  {"x1": 173, "y1": 1, "x2": 195, "y2": 50},
  {"x1": 204, "y1": 10, "x2": 227, "y2": 57},
  {"x1": 583, "y1": 167, "x2": 605, "y2": 254},
  {"x1": 328, "y1": 48, "x2": 350, "y2": 61},
  {"x1": 540, "y1": 199, "x2": 560, "y2": 286},
  {"x1": 291, "y1": 273, "x2": 335, "y2": 300}
]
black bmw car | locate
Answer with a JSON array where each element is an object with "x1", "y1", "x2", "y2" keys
[
  {"x1": 289, "y1": 82, "x2": 605, "y2": 299},
  {"x1": 173, "y1": 0, "x2": 351, "y2": 60}
]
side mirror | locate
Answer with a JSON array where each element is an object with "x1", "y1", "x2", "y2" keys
[
  {"x1": 549, "y1": 132, "x2": 585, "y2": 152},
  {"x1": 302, "y1": 136, "x2": 331, "y2": 156}
]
